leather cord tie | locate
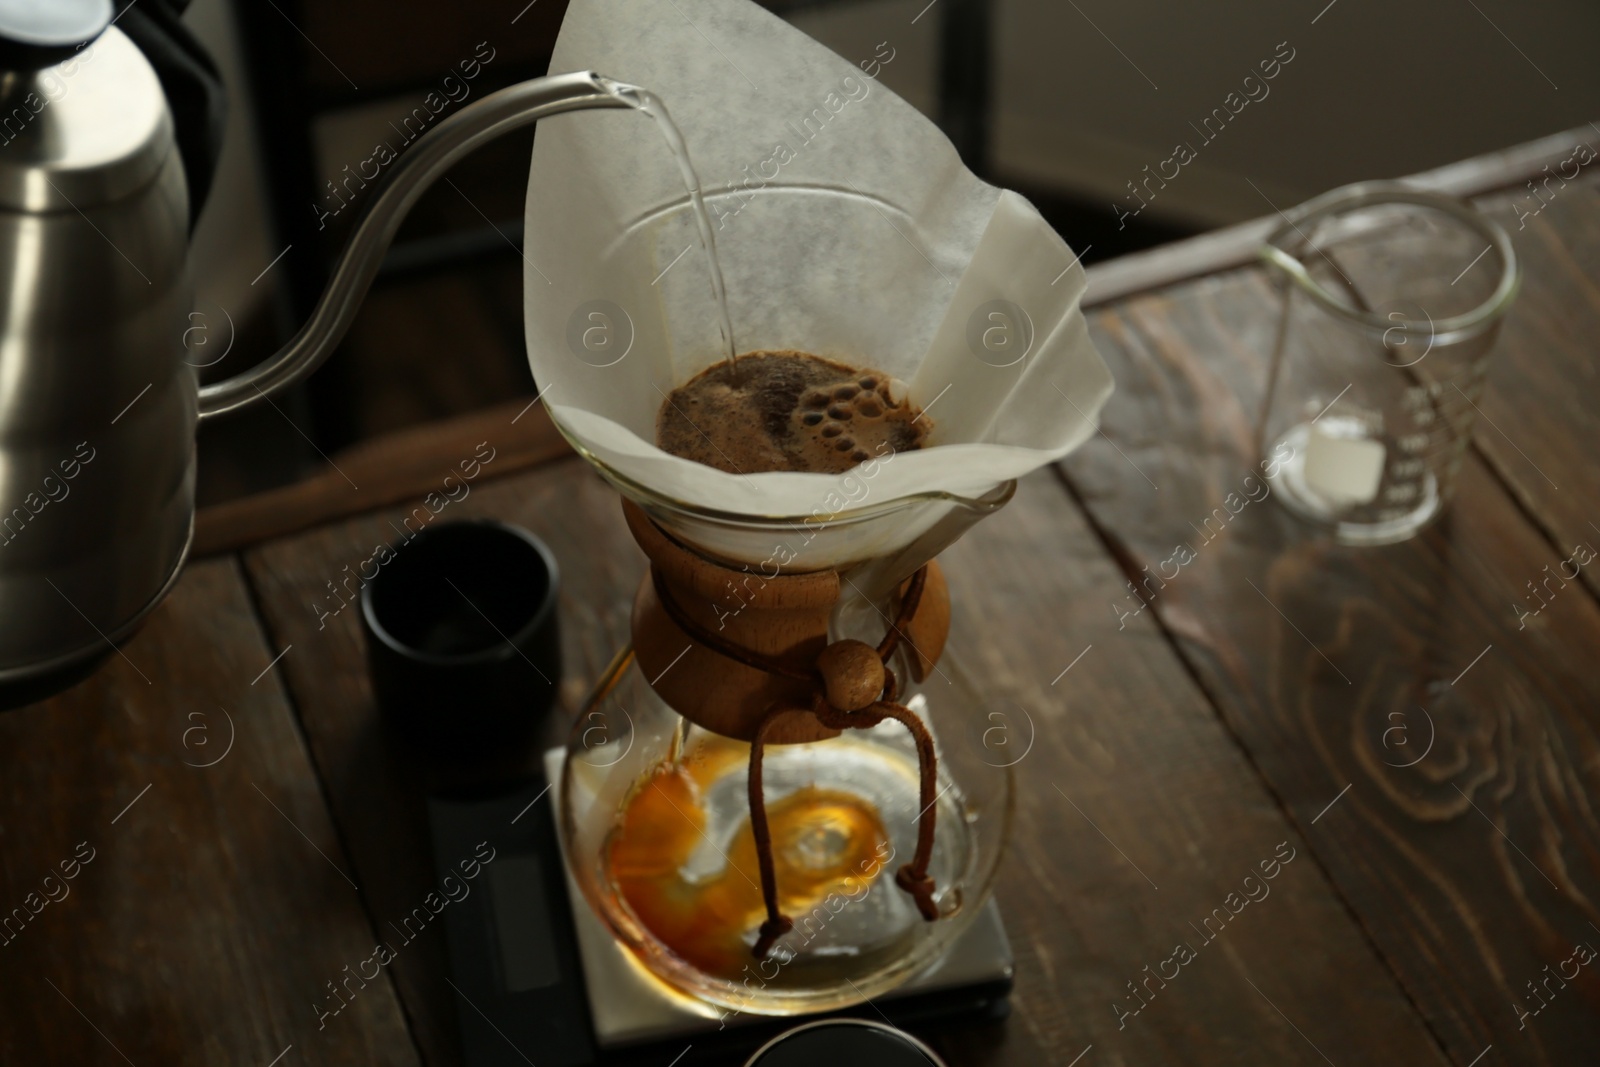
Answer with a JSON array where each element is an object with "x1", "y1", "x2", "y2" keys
[{"x1": 649, "y1": 564, "x2": 943, "y2": 960}]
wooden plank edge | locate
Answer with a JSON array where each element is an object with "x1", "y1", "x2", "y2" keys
[
  {"x1": 1082, "y1": 122, "x2": 1599, "y2": 308},
  {"x1": 194, "y1": 397, "x2": 571, "y2": 556}
]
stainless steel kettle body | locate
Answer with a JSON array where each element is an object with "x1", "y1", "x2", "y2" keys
[
  {"x1": 0, "y1": 26, "x2": 195, "y2": 697},
  {"x1": 0, "y1": 11, "x2": 638, "y2": 703}
]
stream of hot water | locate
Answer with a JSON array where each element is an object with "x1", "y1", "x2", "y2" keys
[{"x1": 602, "y1": 78, "x2": 740, "y2": 379}]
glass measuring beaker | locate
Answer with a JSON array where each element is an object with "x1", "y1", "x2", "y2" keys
[{"x1": 1257, "y1": 182, "x2": 1520, "y2": 545}]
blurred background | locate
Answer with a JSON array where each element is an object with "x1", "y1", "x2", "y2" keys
[{"x1": 189, "y1": 0, "x2": 1598, "y2": 506}]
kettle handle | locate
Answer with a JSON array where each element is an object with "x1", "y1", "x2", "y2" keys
[{"x1": 197, "y1": 69, "x2": 632, "y2": 422}]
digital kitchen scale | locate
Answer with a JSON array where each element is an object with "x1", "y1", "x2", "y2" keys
[{"x1": 426, "y1": 753, "x2": 1013, "y2": 1067}]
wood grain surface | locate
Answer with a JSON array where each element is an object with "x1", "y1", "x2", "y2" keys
[
  {"x1": 0, "y1": 560, "x2": 419, "y2": 1066},
  {"x1": 240, "y1": 457, "x2": 1450, "y2": 1066},
  {"x1": 1064, "y1": 259, "x2": 1600, "y2": 1065},
  {"x1": 927, "y1": 469, "x2": 1447, "y2": 1067},
  {"x1": 1469, "y1": 168, "x2": 1600, "y2": 603}
]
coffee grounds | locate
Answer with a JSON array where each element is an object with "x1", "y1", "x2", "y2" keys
[{"x1": 656, "y1": 350, "x2": 927, "y2": 474}]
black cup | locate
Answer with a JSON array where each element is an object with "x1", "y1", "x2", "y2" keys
[
  {"x1": 744, "y1": 1020, "x2": 947, "y2": 1067},
  {"x1": 360, "y1": 520, "x2": 561, "y2": 759}
]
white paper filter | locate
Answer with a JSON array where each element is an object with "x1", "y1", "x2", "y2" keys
[{"x1": 525, "y1": 0, "x2": 1113, "y2": 568}]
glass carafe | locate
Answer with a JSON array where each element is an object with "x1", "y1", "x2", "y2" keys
[{"x1": 559, "y1": 451, "x2": 1015, "y2": 1016}]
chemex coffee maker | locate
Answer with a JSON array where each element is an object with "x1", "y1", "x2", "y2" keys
[{"x1": 0, "y1": 0, "x2": 649, "y2": 706}]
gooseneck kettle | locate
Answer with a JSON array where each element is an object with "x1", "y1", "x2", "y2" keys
[{"x1": 0, "y1": 0, "x2": 635, "y2": 705}]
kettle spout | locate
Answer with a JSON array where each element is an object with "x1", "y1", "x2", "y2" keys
[{"x1": 197, "y1": 70, "x2": 635, "y2": 420}]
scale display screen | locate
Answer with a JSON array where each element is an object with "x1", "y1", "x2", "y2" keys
[{"x1": 486, "y1": 854, "x2": 560, "y2": 992}]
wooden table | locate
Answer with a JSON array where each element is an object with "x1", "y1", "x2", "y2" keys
[{"x1": 3, "y1": 129, "x2": 1597, "y2": 1067}]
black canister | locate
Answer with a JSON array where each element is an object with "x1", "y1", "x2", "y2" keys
[{"x1": 360, "y1": 520, "x2": 561, "y2": 758}]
